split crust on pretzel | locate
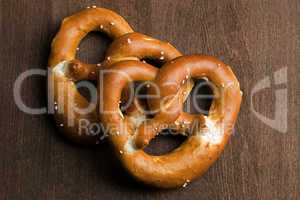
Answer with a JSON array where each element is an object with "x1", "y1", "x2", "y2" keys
[
  {"x1": 48, "y1": 8, "x2": 183, "y2": 144},
  {"x1": 100, "y1": 56, "x2": 242, "y2": 188}
]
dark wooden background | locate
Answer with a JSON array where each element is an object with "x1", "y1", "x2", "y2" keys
[{"x1": 1, "y1": 0, "x2": 299, "y2": 199}]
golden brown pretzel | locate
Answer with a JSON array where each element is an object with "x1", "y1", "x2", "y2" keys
[
  {"x1": 100, "y1": 55, "x2": 242, "y2": 188},
  {"x1": 48, "y1": 7, "x2": 133, "y2": 144},
  {"x1": 48, "y1": 8, "x2": 183, "y2": 144}
]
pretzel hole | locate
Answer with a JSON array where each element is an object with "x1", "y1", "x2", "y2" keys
[
  {"x1": 144, "y1": 129, "x2": 187, "y2": 155},
  {"x1": 76, "y1": 32, "x2": 112, "y2": 64},
  {"x1": 75, "y1": 80, "x2": 97, "y2": 103},
  {"x1": 141, "y1": 58, "x2": 165, "y2": 68},
  {"x1": 183, "y1": 78, "x2": 214, "y2": 116}
]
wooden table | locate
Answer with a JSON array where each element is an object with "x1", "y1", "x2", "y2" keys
[{"x1": 1, "y1": 0, "x2": 299, "y2": 199}]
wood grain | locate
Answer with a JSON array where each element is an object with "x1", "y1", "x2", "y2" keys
[{"x1": 0, "y1": 0, "x2": 299, "y2": 199}]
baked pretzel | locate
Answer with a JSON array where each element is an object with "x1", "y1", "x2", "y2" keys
[
  {"x1": 48, "y1": 8, "x2": 183, "y2": 144},
  {"x1": 100, "y1": 55, "x2": 242, "y2": 188},
  {"x1": 48, "y1": 7, "x2": 133, "y2": 144}
]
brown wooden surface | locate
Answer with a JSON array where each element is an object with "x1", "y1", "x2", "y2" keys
[{"x1": 1, "y1": 0, "x2": 299, "y2": 199}]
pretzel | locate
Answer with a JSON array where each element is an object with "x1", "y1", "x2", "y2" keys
[
  {"x1": 48, "y1": 7, "x2": 133, "y2": 144},
  {"x1": 48, "y1": 8, "x2": 183, "y2": 144},
  {"x1": 100, "y1": 55, "x2": 242, "y2": 188}
]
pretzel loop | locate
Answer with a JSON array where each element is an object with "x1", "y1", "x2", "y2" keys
[{"x1": 49, "y1": 8, "x2": 134, "y2": 68}]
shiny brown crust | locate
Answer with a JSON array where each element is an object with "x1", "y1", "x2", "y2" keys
[
  {"x1": 102, "y1": 32, "x2": 183, "y2": 118},
  {"x1": 135, "y1": 55, "x2": 242, "y2": 148},
  {"x1": 102, "y1": 32, "x2": 182, "y2": 67},
  {"x1": 100, "y1": 55, "x2": 242, "y2": 188},
  {"x1": 49, "y1": 7, "x2": 134, "y2": 67},
  {"x1": 48, "y1": 8, "x2": 133, "y2": 144}
]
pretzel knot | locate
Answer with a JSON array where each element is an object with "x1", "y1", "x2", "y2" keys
[{"x1": 48, "y1": 8, "x2": 242, "y2": 188}]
